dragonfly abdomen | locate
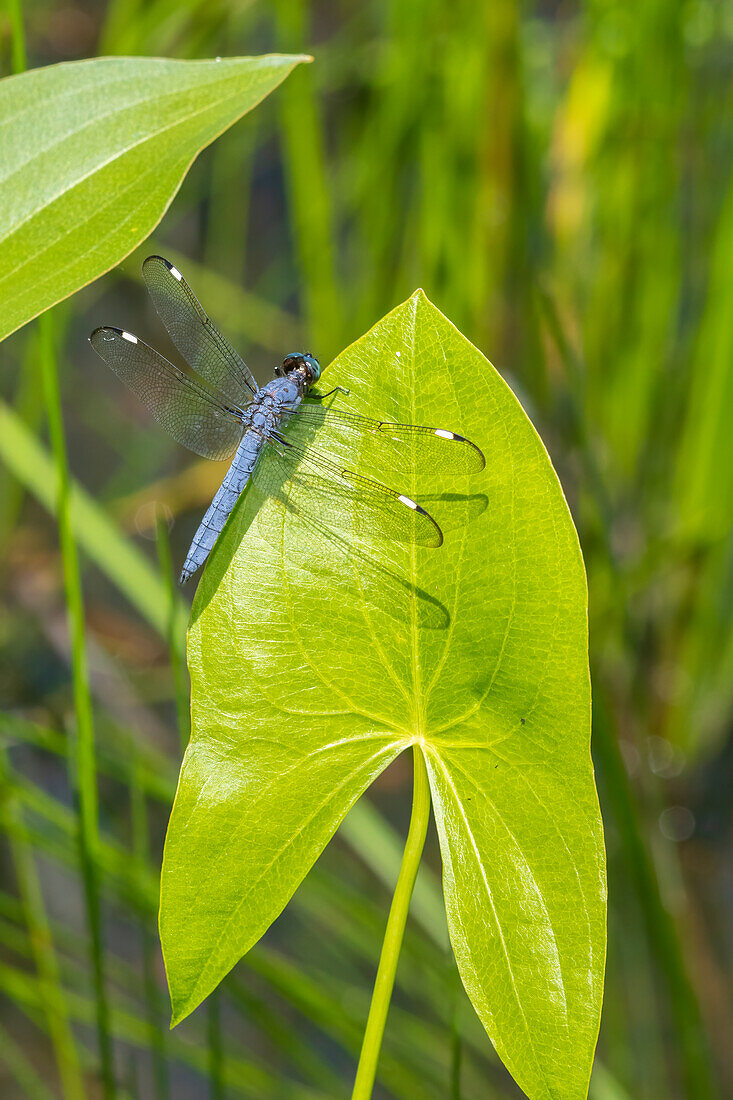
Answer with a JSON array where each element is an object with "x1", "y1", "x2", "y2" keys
[{"x1": 180, "y1": 432, "x2": 265, "y2": 583}]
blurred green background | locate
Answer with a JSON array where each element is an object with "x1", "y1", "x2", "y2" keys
[{"x1": 1, "y1": 0, "x2": 732, "y2": 1098}]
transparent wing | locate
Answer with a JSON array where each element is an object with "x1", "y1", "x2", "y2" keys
[
  {"x1": 256, "y1": 432, "x2": 443, "y2": 548},
  {"x1": 294, "y1": 403, "x2": 485, "y2": 473},
  {"x1": 142, "y1": 255, "x2": 257, "y2": 405},
  {"x1": 90, "y1": 327, "x2": 245, "y2": 460}
]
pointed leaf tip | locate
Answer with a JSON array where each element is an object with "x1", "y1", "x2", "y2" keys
[{"x1": 0, "y1": 54, "x2": 306, "y2": 342}]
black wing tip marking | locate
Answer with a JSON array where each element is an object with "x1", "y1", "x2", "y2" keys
[
  {"x1": 432, "y1": 430, "x2": 486, "y2": 470},
  {"x1": 455, "y1": 434, "x2": 486, "y2": 470},
  {"x1": 374, "y1": 421, "x2": 486, "y2": 471},
  {"x1": 90, "y1": 326, "x2": 133, "y2": 352},
  {"x1": 90, "y1": 325, "x2": 121, "y2": 338},
  {"x1": 398, "y1": 495, "x2": 444, "y2": 547},
  {"x1": 422, "y1": 508, "x2": 444, "y2": 547},
  {"x1": 142, "y1": 254, "x2": 171, "y2": 270},
  {"x1": 419, "y1": 506, "x2": 444, "y2": 547},
  {"x1": 142, "y1": 254, "x2": 185, "y2": 282}
]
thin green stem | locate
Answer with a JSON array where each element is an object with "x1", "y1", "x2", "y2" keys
[
  {"x1": 7, "y1": 5, "x2": 97, "y2": 1084},
  {"x1": 155, "y1": 516, "x2": 189, "y2": 751},
  {"x1": 38, "y1": 312, "x2": 116, "y2": 1099},
  {"x1": 449, "y1": 986, "x2": 463, "y2": 1100},
  {"x1": 155, "y1": 516, "x2": 219, "y2": 1092},
  {"x1": 351, "y1": 745, "x2": 430, "y2": 1100},
  {"x1": 130, "y1": 756, "x2": 169, "y2": 1100},
  {"x1": 592, "y1": 690, "x2": 717, "y2": 1099},
  {"x1": 274, "y1": 0, "x2": 343, "y2": 360},
  {"x1": 7, "y1": 0, "x2": 27, "y2": 73},
  {"x1": 207, "y1": 987, "x2": 224, "y2": 1100},
  {"x1": 0, "y1": 753, "x2": 85, "y2": 1100}
]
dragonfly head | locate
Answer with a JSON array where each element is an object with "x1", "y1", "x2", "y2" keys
[{"x1": 279, "y1": 352, "x2": 321, "y2": 384}]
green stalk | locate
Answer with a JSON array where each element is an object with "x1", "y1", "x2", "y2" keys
[
  {"x1": 130, "y1": 755, "x2": 169, "y2": 1100},
  {"x1": 154, "y1": 517, "x2": 226, "y2": 1095},
  {"x1": 274, "y1": 0, "x2": 342, "y2": 361},
  {"x1": 7, "y1": 0, "x2": 27, "y2": 72},
  {"x1": 449, "y1": 991, "x2": 463, "y2": 1100},
  {"x1": 38, "y1": 312, "x2": 116, "y2": 1099},
  {"x1": 8, "y1": 7, "x2": 112, "y2": 1081},
  {"x1": 351, "y1": 745, "x2": 430, "y2": 1100},
  {"x1": 155, "y1": 516, "x2": 225, "y2": 1094},
  {"x1": 155, "y1": 516, "x2": 189, "y2": 750},
  {"x1": 0, "y1": 754, "x2": 85, "y2": 1100},
  {"x1": 207, "y1": 987, "x2": 225, "y2": 1100},
  {"x1": 592, "y1": 691, "x2": 717, "y2": 1099}
]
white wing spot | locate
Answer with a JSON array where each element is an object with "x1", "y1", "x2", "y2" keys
[
  {"x1": 435, "y1": 429, "x2": 455, "y2": 439},
  {"x1": 398, "y1": 494, "x2": 418, "y2": 510},
  {"x1": 121, "y1": 331, "x2": 138, "y2": 344},
  {"x1": 169, "y1": 266, "x2": 183, "y2": 281}
]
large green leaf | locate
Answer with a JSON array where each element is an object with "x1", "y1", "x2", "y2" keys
[
  {"x1": 0, "y1": 54, "x2": 307, "y2": 342},
  {"x1": 160, "y1": 291, "x2": 606, "y2": 1100}
]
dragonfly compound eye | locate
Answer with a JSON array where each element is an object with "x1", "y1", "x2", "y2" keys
[
  {"x1": 302, "y1": 354, "x2": 321, "y2": 382},
  {"x1": 281, "y1": 352, "x2": 321, "y2": 382}
]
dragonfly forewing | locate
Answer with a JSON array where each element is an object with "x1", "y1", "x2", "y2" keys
[
  {"x1": 90, "y1": 326, "x2": 245, "y2": 461},
  {"x1": 142, "y1": 255, "x2": 257, "y2": 406},
  {"x1": 294, "y1": 402, "x2": 486, "y2": 474}
]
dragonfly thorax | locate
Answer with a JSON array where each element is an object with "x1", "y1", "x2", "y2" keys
[{"x1": 259, "y1": 374, "x2": 305, "y2": 410}]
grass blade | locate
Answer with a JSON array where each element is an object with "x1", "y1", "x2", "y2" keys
[{"x1": 38, "y1": 311, "x2": 116, "y2": 1099}]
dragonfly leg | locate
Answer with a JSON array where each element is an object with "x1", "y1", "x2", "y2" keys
[
  {"x1": 306, "y1": 386, "x2": 350, "y2": 400},
  {"x1": 267, "y1": 429, "x2": 293, "y2": 451}
]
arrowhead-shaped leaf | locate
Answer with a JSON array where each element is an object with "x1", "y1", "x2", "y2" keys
[
  {"x1": 0, "y1": 54, "x2": 307, "y2": 342},
  {"x1": 160, "y1": 291, "x2": 606, "y2": 1099}
]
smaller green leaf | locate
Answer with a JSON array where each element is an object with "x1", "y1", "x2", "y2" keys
[{"x1": 0, "y1": 54, "x2": 308, "y2": 342}]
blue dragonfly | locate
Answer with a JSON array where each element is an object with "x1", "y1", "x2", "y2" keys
[{"x1": 90, "y1": 257, "x2": 485, "y2": 584}]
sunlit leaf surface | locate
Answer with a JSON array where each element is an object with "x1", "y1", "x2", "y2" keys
[
  {"x1": 160, "y1": 291, "x2": 606, "y2": 1099},
  {"x1": 0, "y1": 54, "x2": 307, "y2": 342}
]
